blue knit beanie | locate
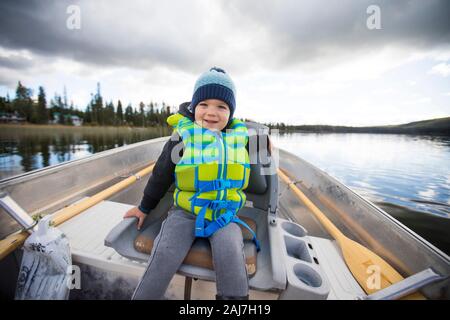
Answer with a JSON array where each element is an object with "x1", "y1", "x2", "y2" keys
[{"x1": 189, "y1": 67, "x2": 236, "y2": 120}]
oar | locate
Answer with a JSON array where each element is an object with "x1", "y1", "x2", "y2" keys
[
  {"x1": 0, "y1": 162, "x2": 155, "y2": 261},
  {"x1": 277, "y1": 168, "x2": 424, "y2": 299}
]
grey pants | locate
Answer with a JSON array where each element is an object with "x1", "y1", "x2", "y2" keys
[{"x1": 132, "y1": 207, "x2": 249, "y2": 299}]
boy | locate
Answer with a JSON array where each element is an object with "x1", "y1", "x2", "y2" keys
[{"x1": 125, "y1": 67, "x2": 256, "y2": 300}]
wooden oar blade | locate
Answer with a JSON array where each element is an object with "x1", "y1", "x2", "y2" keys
[
  {"x1": 341, "y1": 237, "x2": 403, "y2": 294},
  {"x1": 341, "y1": 238, "x2": 425, "y2": 299}
]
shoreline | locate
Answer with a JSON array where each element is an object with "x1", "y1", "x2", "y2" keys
[{"x1": 1, "y1": 123, "x2": 448, "y2": 136}]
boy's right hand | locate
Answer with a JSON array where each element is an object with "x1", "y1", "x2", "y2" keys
[{"x1": 123, "y1": 206, "x2": 147, "y2": 230}]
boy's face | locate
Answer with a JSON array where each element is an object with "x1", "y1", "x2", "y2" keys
[{"x1": 194, "y1": 99, "x2": 230, "y2": 131}]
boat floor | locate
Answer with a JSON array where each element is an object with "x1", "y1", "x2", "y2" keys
[{"x1": 57, "y1": 199, "x2": 364, "y2": 300}]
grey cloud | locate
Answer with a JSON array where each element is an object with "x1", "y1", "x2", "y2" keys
[
  {"x1": 0, "y1": 0, "x2": 200, "y2": 70},
  {"x1": 0, "y1": 55, "x2": 34, "y2": 70},
  {"x1": 220, "y1": 0, "x2": 450, "y2": 69},
  {"x1": 0, "y1": 0, "x2": 449, "y2": 75}
]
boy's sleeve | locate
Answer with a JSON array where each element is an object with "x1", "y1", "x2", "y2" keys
[{"x1": 139, "y1": 133, "x2": 183, "y2": 214}]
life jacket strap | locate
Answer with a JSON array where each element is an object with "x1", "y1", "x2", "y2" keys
[
  {"x1": 231, "y1": 216, "x2": 261, "y2": 252},
  {"x1": 194, "y1": 202, "x2": 261, "y2": 252},
  {"x1": 189, "y1": 179, "x2": 243, "y2": 201},
  {"x1": 192, "y1": 198, "x2": 240, "y2": 211}
]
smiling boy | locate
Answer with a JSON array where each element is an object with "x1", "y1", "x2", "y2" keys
[{"x1": 125, "y1": 67, "x2": 256, "y2": 300}]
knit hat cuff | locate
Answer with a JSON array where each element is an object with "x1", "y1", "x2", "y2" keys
[{"x1": 190, "y1": 83, "x2": 236, "y2": 116}]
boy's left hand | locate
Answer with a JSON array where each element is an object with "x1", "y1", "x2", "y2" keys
[{"x1": 123, "y1": 206, "x2": 147, "y2": 230}]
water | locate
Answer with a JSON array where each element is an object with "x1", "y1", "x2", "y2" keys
[
  {"x1": 272, "y1": 132, "x2": 450, "y2": 255},
  {"x1": 0, "y1": 125, "x2": 171, "y2": 180},
  {"x1": 1, "y1": 126, "x2": 449, "y2": 255}
]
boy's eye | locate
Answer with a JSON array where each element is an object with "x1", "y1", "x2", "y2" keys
[{"x1": 218, "y1": 105, "x2": 227, "y2": 110}]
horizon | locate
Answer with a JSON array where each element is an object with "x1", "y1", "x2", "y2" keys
[
  {"x1": 1, "y1": 0, "x2": 449, "y2": 126},
  {"x1": 265, "y1": 116, "x2": 450, "y2": 128}
]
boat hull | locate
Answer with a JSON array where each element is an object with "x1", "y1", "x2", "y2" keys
[{"x1": 0, "y1": 137, "x2": 448, "y2": 299}]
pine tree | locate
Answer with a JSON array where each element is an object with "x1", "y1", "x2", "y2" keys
[
  {"x1": 149, "y1": 101, "x2": 156, "y2": 125},
  {"x1": 139, "y1": 101, "x2": 145, "y2": 127},
  {"x1": 125, "y1": 104, "x2": 133, "y2": 125},
  {"x1": 56, "y1": 95, "x2": 65, "y2": 125},
  {"x1": 116, "y1": 100, "x2": 123, "y2": 125},
  {"x1": 90, "y1": 83, "x2": 104, "y2": 125},
  {"x1": 105, "y1": 101, "x2": 115, "y2": 126},
  {"x1": 37, "y1": 86, "x2": 48, "y2": 124},
  {"x1": 0, "y1": 97, "x2": 6, "y2": 113},
  {"x1": 85, "y1": 105, "x2": 92, "y2": 123},
  {"x1": 14, "y1": 81, "x2": 33, "y2": 121},
  {"x1": 67, "y1": 101, "x2": 75, "y2": 125},
  {"x1": 97, "y1": 83, "x2": 104, "y2": 125}
]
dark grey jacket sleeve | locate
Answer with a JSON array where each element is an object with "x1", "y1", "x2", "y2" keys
[{"x1": 138, "y1": 133, "x2": 183, "y2": 214}]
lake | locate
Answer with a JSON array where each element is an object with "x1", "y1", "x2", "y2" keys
[
  {"x1": 272, "y1": 132, "x2": 450, "y2": 255},
  {"x1": 0, "y1": 125, "x2": 449, "y2": 254},
  {"x1": 0, "y1": 125, "x2": 171, "y2": 179}
]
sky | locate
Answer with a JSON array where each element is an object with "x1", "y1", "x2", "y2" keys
[{"x1": 0, "y1": 0, "x2": 449, "y2": 126}]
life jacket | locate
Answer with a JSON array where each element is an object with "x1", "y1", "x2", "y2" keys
[{"x1": 167, "y1": 113, "x2": 260, "y2": 251}]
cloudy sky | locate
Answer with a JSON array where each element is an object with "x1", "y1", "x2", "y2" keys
[{"x1": 0, "y1": 0, "x2": 449, "y2": 126}]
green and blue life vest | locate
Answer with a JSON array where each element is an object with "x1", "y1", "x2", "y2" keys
[{"x1": 166, "y1": 113, "x2": 260, "y2": 250}]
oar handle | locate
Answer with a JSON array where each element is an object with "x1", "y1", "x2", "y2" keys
[
  {"x1": 0, "y1": 231, "x2": 28, "y2": 261},
  {"x1": 277, "y1": 168, "x2": 345, "y2": 242},
  {"x1": 52, "y1": 163, "x2": 155, "y2": 226}
]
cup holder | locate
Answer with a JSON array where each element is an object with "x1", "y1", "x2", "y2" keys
[
  {"x1": 282, "y1": 221, "x2": 307, "y2": 237},
  {"x1": 284, "y1": 236, "x2": 312, "y2": 263},
  {"x1": 293, "y1": 264, "x2": 322, "y2": 288}
]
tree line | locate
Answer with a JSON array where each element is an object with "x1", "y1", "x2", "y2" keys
[
  {"x1": 0, "y1": 81, "x2": 176, "y2": 127},
  {"x1": 265, "y1": 119, "x2": 450, "y2": 135}
]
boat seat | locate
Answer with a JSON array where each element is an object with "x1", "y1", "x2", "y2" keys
[{"x1": 133, "y1": 214, "x2": 258, "y2": 277}]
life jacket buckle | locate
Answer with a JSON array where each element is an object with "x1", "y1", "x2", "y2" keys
[
  {"x1": 213, "y1": 179, "x2": 231, "y2": 190},
  {"x1": 208, "y1": 200, "x2": 226, "y2": 210},
  {"x1": 215, "y1": 213, "x2": 232, "y2": 228}
]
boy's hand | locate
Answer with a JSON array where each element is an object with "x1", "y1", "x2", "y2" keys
[{"x1": 123, "y1": 206, "x2": 147, "y2": 230}]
